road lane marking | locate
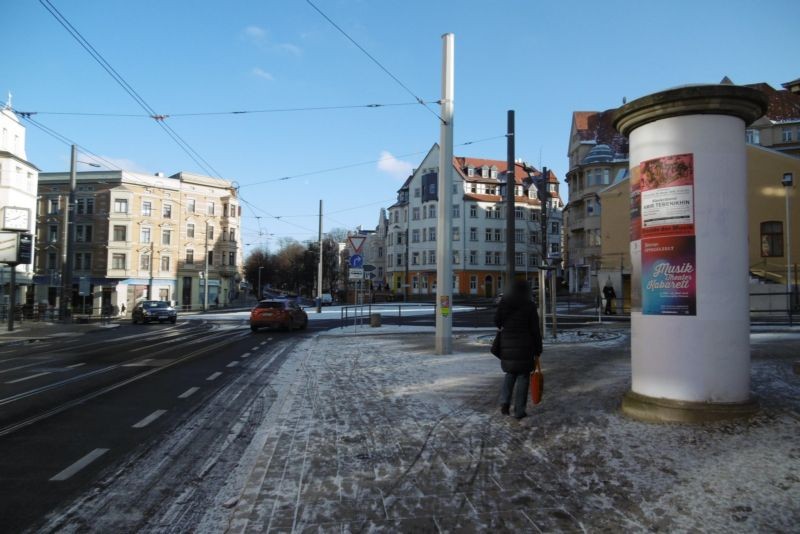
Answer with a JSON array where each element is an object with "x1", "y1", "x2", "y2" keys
[
  {"x1": 132, "y1": 410, "x2": 167, "y2": 429},
  {"x1": 6, "y1": 372, "x2": 52, "y2": 385},
  {"x1": 250, "y1": 346, "x2": 259, "y2": 351},
  {"x1": 226, "y1": 361, "x2": 239, "y2": 368},
  {"x1": 206, "y1": 372, "x2": 222, "y2": 381},
  {"x1": 67, "y1": 363, "x2": 86, "y2": 368},
  {"x1": 259, "y1": 341, "x2": 268, "y2": 346},
  {"x1": 241, "y1": 352, "x2": 251, "y2": 358},
  {"x1": 178, "y1": 387, "x2": 199, "y2": 399},
  {"x1": 50, "y1": 448, "x2": 109, "y2": 481},
  {"x1": 0, "y1": 360, "x2": 54, "y2": 375}
]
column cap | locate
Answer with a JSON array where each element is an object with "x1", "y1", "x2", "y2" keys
[{"x1": 613, "y1": 84, "x2": 768, "y2": 136}]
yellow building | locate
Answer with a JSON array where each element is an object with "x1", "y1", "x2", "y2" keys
[{"x1": 597, "y1": 144, "x2": 800, "y2": 311}]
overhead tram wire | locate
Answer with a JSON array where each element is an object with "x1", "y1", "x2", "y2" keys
[
  {"x1": 38, "y1": 0, "x2": 226, "y2": 184},
  {"x1": 304, "y1": 0, "x2": 445, "y2": 125},
  {"x1": 13, "y1": 100, "x2": 430, "y2": 119}
]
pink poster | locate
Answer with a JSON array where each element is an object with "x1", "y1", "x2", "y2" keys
[
  {"x1": 642, "y1": 236, "x2": 697, "y2": 315},
  {"x1": 640, "y1": 153, "x2": 695, "y2": 238}
]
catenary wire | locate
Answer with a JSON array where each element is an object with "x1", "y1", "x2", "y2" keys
[
  {"x1": 38, "y1": 0, "x2": 226, "y2": 182},
  {"x1": 304, "y1": 0, "x2": 445, "y2": 124}
]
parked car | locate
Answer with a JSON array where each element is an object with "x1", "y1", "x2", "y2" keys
[
  {"x1": 132, "y1": 300, "x2": 177, "y2": 324},
  {"x1": 320, "y1": 293, "x2": 333, "y2": 306},
  {"x1": 250, "y1": 299, "x2": 308, "y2": 332}
]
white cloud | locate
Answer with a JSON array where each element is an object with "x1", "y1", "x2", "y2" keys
[
  {"x1": 377, "y1": 151, "x2": 413, "y2": 180},
  {"x1": 241, "y1": 25, "x2": 302, "y2": 56},
  {"x1": 251, "y1": 67, "x2": 274, "y2": 81}
]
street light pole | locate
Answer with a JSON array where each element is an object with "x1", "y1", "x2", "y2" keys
[
  {"x1": 203, "y1": 220, "x2": 210, "y2": 311},
  {"x1": 783, "y1": 172, "x2": 794, "y2": 317},
  {"x1": 258, "y1": 265, "x2": 263, "y2": 301},
  {"x1": 60, "y1": 145, "x2": 77, "y2": 320}
]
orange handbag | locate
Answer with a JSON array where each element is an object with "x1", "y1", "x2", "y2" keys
[{"x1": 530, "y1": 358, "x2": 543, "y2": 405}]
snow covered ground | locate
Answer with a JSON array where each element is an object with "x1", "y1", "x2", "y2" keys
[{"x1": 209, "y1": 324, "x2": 800, "y2": 532}]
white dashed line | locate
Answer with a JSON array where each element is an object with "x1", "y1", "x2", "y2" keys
[
  {"x1": 132, "y1": 409, "x2": 167, "y2": 429},
  {"x1": 226, "y1": 361, "x2": 239, "y2": 368},
  {"x1": 206, "y1": 372, "x2": 222, "y2": 381},
  {"x1": 259, "y1": 341, "x2": 268, "y2": 346},
  {"x1": 50, "y1": 448, "x2": 109, "y2": 481},
  {"x1": 241, "y1": 352, "x2": 251, "y2": 359},
  {"x1": 6, "y1": 372, "x2": 52, "y2": 385},
  {"x1": 67, "y1": 363, "x2": 86, "y2": 368},
  {"x1": 178, "y1": 387, "x2": 199, "y2": 399}
]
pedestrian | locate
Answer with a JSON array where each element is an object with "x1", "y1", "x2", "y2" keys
[
  {"x1": 603, "y1": 279, "x2": 616, "y2": 315},
  {"x1": 494, "y1": 279, "x2": 542, "y2": 420}
]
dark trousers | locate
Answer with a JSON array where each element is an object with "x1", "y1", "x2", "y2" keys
[{"x1": 500, "y1": 372, "x2": 529, "y2": 416}]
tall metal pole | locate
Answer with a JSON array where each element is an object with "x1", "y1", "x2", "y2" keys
[
  {"x1": 60, "y1": 144, "x2": 77, "y2": 320},
  {"x1": 436, "y1": 32, "x2": 454, "y2": 355},
  {"x1": 203, "y1": 220, "x2": 210, "y2": 311},
  {"x1": 785, "y1": 172, "x2": 793, "y2": 318},
  {"x1": 505, "y1": 110, "x2": 515, "y2": 294},
  {"x1": 317, "y1": 199, "x2": 323, "y2": 313}
]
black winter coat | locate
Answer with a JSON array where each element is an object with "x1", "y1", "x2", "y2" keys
[{"x1": 493, "y1": 294, "x2": 542, "y2": 374}]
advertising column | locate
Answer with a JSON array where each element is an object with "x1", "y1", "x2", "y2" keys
[{"x1": 614, "y1": 85, "x2": 767, "y2": 422}]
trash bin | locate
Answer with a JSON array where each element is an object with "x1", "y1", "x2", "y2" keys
[{"x1": 370, "y1": 313, "x2": 381, "y2": 327}]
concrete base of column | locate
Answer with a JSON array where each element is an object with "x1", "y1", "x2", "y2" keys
[{"x1": 621, "y1": 391, "x2": 759, "y2": 424}]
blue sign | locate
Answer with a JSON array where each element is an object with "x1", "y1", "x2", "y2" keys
[{"x1": 349, "y1": 254, "x2": 363, "y2": 268}]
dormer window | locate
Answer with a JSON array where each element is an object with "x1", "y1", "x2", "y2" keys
[
  {"x1": 481, "y1": 165, "x2": 489, "y2": 178},
  {"x1": 467, "y1": 166, "x2": 475, "y2": 177},
  {"x1": 490, "y1": 166, "x2": 498, "y2": 179}
]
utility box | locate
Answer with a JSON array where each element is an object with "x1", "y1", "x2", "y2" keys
[{"x1": 370, "y1": 313, "x2": 381, "y2": 327}]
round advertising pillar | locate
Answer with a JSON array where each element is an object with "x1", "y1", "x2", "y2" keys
[{"x1": 613, "y1": 85, "x2": 767, "y2": 423}]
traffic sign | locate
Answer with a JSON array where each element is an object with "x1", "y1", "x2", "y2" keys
[
  {"x1": 349, "y1": 268, "x2": 364, "y2": 280},
  {"x1": 349, "y1": 254, "x2": 363, "y2": 268},
  {"x1": 363, "y1": 264, "x2": 375, "y2": 272},
  {"x1": 347, "y1": 236, "x2": 366, "y2": 253}
]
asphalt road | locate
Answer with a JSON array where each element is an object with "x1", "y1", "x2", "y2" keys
[{"x1": 0, "y1": 315, "x2": 341, "y2": 532}]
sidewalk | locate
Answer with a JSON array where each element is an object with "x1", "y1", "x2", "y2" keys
[{"x1": 205, "y1": 324, "x2": 800, "y2": 533}]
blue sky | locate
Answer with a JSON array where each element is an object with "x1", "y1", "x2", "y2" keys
[{"x1": 3, "y1": 0, "x2": 797, "y2": 256}]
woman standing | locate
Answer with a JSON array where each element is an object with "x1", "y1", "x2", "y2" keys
[{"x1": 494, "y1": 279, "x2": 542, "y2": 419}]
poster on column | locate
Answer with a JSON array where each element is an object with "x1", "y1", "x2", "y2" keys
[
  {"x1": 642, "y1": 236, "x2": 696, "y2": 315},
  {"x1": 639, "y1": 153, "x2": 696, "y2": 315}
]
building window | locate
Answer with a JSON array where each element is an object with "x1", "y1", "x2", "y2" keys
[
  {"x1": 230, "y1": 228, "x2": 235, "y2": 241},
  {"x1": 470, "y1": 227, "x2": 478, "y2": 241},
  {"x1": 494, "y1": 229, "x2": 503, "y2": 242},
  {"x1": 412, "y1": 252, "x2": 419, "y2": 265},
  {"x1": 208, "y1": 251, "x2": 214, "y2": 265},
  {"x1": 140, "y1": 254, "x2": 150, "y2": 271},
  {"x1": 515, "y1": 207, "x2": 524, "y2": 219},
  {"x1": 114, "y1": 198, "x2": 128, "y2": 214},
  {"x1": 551, "y1": 222, "x2": 559, "y2": 234},
  {"x1": 162, "y1": 229, "x2": 172, "y2": 245},
  {"x1": 229, "y1": 252, "x2": 235, "y2": 266},
  {"x1": 412, "y1": 207, "x2": 420, "y2": 220},
  {"x1": 142, "y1": 201, "x2": 152, "y2": 217},
  {"x1": 429, "y1": 227, "x2": 436, "y2": 241},
  {"x1": 485, "y1": 228, "x2": 493, "y2": 242},
  {"x1": 161, "y1": 256, "x2": 171, "y2": 271},
  {"x1": 48, "y1": 225, "x2": 59, "y2": 242},
  {"x1": 453, "y1": 251, "x2": 460, "y2": 265},
  {"x1": 76, "y1": 224, "x2": 92, "y2": 243},
  {"x1": 515, "y1": 229, "x2": 525, "y2": 243},
  {"x1": 140, "y1": 227, "x2": 151, "y2": 244},
  {"x1": 550, "y1": 242, "x2": 559, "y2": 254},
  {"x1": 208, "y1": 202, "x2": 215, "y2": 215},
  {"x1": 426, "y1": 205, "x2": 435, "y2": 218},
  {"x1": 452, "y1": 204, "x2": 460, "y2": 218},
  {"x1": 186, "y1": 249, "x2": 194, "y2": 264},
  {"x1": 412, "y1": 229, "x2": 420, "y2": 243},
  {"x1": 187, "y1": 223, "x2": 195, "y2": 239},
  {"x1": 163, "y1": 203, "x2": 172, "y2": 219},
  {"x1": 112, "y1": 253, "x2": 126, "y2": 270},
  {"x1": 76, "y1": 198, "x2": 94, "y2": 215},
  {"x1": 470, "y1": 205, "x2": 477, "y2": 218},
  {"x1": 422, "y1": 228, "x2": 427, "y2": 242},
  {"x1": 48, "y1": 198, "x2": 59, "y2": 214},
  {"x1": 452, "y1": 227, "x2": 460, "y2": 241},
  {"x1": 208, "y1": 226, "x2": 214, "y2": 240},
  {"x1": 47, "y1": 252, "x2": 57, "y2": 270},
  {"x1": 760, "y1": 221, "x2": 783, "y2": 257},
  {"x1": 187, "y1": 199, "x2": 196, "y2": 213},
  {"x1": 782, "y1": 128, "x2": 793, "y2": 143},
  {"x1": 429, "y1": 250, "x2": 436, "y2": 264},
  {"x1": 414, "y1": 188, "x2": 421, "y2": 198},
  {"x1": 75, "y1": 252, "x2": 91, "y2": 271},
  {"x1": 467, "y1": 166, "x2": 474, "y2": 177},
  {"x1": 485, "y1": 251, "x2": 493, "y2": 265},
  {"x1": 515, "y1": 252, "x2": 524, "y2": 267},
  {"x1": 470, "y1": 275, "x2": 477, "y2": 289},
  {"x1": 113, "y1": 225, "x2": 127, "y2": 241},
  {"x1": 469, "y1": 250, "x2": 477, "y2": 265}
]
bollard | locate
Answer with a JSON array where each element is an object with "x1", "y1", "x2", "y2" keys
[{"x1": 370, "y1": 313, "x2": 381, "y2": 327}]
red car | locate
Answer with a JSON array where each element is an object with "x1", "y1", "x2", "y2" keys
[{"x1": 250, "y1": 299, "x2": 308, "y2": 332}]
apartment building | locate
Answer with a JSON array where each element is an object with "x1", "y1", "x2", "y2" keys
[
  {"x1": 385, "y1": 144, "x2": 563, "y2": 299},
  {"x1": 744, "y1": 76, "x2": 800, "y2": 157},
  {"x1": 0, "y1": 103, "x2": 39, "y2": 307},
  {"x1": 34, "y1": 170, "x2": 243, "y2": 314}
]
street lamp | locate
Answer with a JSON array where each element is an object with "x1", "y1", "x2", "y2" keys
[{"x1": 783, "y1": 172, "x2": 794, "y2": 314}]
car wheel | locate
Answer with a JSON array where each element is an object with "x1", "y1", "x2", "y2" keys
[
  {"x1": 170, "y1": 317, "x2": 177, "y2": 324},
  {"x1": 300, "y1": 318, "x2": 308, "y2": 330},
  {"x1": 250, "y1": 325, "x2": 258, "y2": 332}
]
